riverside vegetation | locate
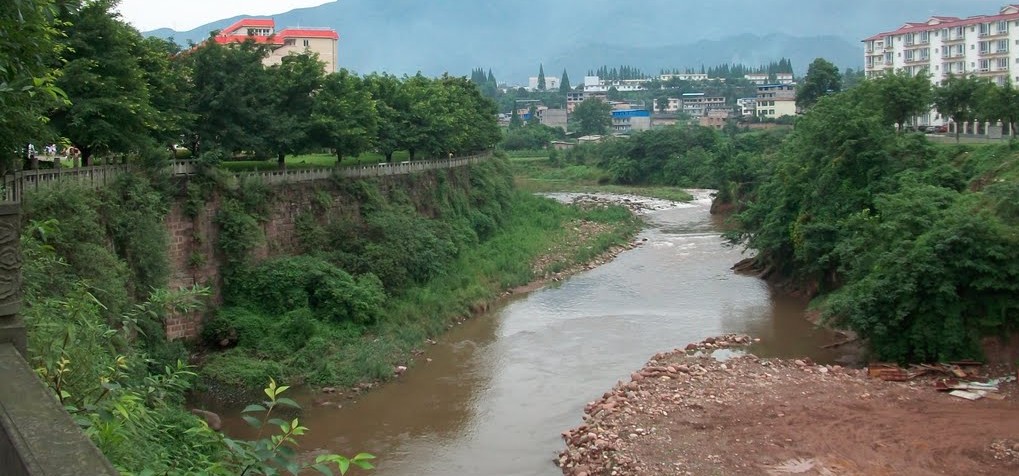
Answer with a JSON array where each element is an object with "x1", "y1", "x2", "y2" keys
[
  {"x1": 542, "y1": 68, "x2": 1019, "y2": 364},
  {"x1": 18, "y1": 152, "x2": 640, "y2": 473}
]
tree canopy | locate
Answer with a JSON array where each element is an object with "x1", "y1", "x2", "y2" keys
[
  {"x1": 796, "y1": 58, "x2": 842, "y2": 110},
  {"x1": 572, "y1": 98, "x2": 612, "y2": 135}
]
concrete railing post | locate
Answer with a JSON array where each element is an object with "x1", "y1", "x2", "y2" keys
[{"x1": 0, "y1": 203, "x2": 22, "y2": 356}]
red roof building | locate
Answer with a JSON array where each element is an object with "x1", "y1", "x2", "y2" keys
[{"x1": 213, "y1": 18, "x2": 339, "y2": 72}]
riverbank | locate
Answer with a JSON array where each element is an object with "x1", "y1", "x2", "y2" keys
[{"x1": 558, "y1": 336, "x2": 1019, "y2": 475}]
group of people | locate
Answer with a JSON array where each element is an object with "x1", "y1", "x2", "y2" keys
[{"x1": 26, "y1": 143, "x2": 80, "y2": 159}]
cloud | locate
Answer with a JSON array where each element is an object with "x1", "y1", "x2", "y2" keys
[{"x1": 117, "y1": 0, "x2": 333, "y2": 31}]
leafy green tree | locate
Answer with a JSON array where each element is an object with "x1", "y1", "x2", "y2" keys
[
  {"x1": 0, "y1": 0, "x2": 65, "y2": 172},
  {"x1": 537, "y1": 63, "x2": 546, "y2": 91},
  {"x1": 364, "y1": 73, "x2": 410, "y2": 162},
  {"x1": 137, "y1": 37, "x2": 195, "y2": 157},
  {"x1": 509, "y1": 107, "x2": 523, "y2": 129},
  {"x1": 51, "y1": 0, "x2": 157, "y2": 164},
  {"x1": 559, "y1": 69, "x2": 571, "y2": 94},
  {"x1": 656, "y1": 96, "x2": 670, "y2": 113},
  {"x1": 606, "y1": 86, "x2": 622, "y2": 101},
  {"x1": 312, "y1": 69, "x2": 378, "y2": 161},
  {"x1": 977, "y1": 80, "x2": 1019, "y2": 136},
  {"x1": 796, "y1": 58, "x2": 842, "y2": 110},
  {"x1": 189, "y1": 39, "x2": 274, "y2": 156},
  {"x1": 266, "y1": 53, "x2": 326, "y2": 168},
  {"x1": 861, "y1": 70, "x2": 932, "y2": 129},
  {"x1": 526, "y1": 105, "x2": 540, "y2": 126},
  {"x1": 933, "y1": 74, "x2": 986, "y2": 141},
  {"x1": 572, "y1": 98, "x2": 612, "y2": 135}
]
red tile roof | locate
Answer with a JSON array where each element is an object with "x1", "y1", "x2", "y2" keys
[
  {"x1": 278, "y1": 28, "x2": 339, "y2": 41},
  {"x1": 862, "y1": 5, "x2": 1019, "y2": 42},
  {"x1": 220, "y1": 18, "x2": 275, "y2": 36},
  {"x1": 212, "y1": 35, "x2": 283, "y2": 46}
]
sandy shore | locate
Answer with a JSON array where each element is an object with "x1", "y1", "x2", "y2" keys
[{"x1": 558, "y1": 335, "x2": 1019, "y2": 476}]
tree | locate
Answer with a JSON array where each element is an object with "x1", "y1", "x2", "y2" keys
[
  {"x1": 136, "y1": 37, "x2": 195, "y2": 157},
  {"x1": 51, "y1": 0, "x2": 157, "y2": 164},
  {"x1": 607, "y1": 86, "x2": 622, "y2": 101},
  {"x1": 656, "y1": 96, "x2": 670, "y2": 113},
  {"x1": 526, "y1": 105, "x2": 540, "y2": 126},
  {"x1": 364, "y1": 73, "x2": 410, "y2": 162},
  {"x1": 862, "y1": 70, "x2": 932, "y2": 130},
  {"x1": 311, "y1": 69, "x2": 378, "y2": 162},
  {"x1": 934, "y1": 74, "x2": 986, "y2": 141},
  {"x1": 265, "y1": 53, "x2": 326, "y2": 167},
  {"x1": 537, "y1": 63, "x2": 546, "y2": 91},
  {"x1": 974, "y1": 80, "x2": 1019, "y2": 135},
  {"x1": 572, "y1": 98, "x2": 612, "y2": 135},
  {"x1": 0, "y1": 0, "x2": 65, "y2": 172},
  {"x1": 509, "y1": 107, "x2": 523, "y2": 129},
  {"x1": 559, "y1": 69, "x2": 571, "y2": 94},
  {"x1": 189, "y1": 38, "x2": 274, "y2": 156},
  {"x1": 796, "y1": 58, "x2": 842, "y2": 110}
]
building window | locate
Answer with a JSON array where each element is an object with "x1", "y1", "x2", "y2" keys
[
  {"x1": 980, "y1": 59, "x2": 990, "y2": 71},
  {"x1": 303, "y1": 39, "x2": 310, "y2": 47},
  {"x1": 998, "y1": 20, "x2": 1008, "y2": 34},
  {"x1": 998, "y1": 57, "x2": 1009, "y2": 70},
  {"x1": 997, "y1": 39, "x2": 1009, "y2": 53},
  {"x1": 980, "y1": 23, "x2": 990, "y2": 36}
]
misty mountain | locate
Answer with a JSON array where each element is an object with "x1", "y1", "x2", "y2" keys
[{"x1": 145, "y1": 0, "x2": 1006, "y2": 82}]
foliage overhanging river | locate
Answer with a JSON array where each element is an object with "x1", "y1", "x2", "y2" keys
[{"x1": 202, "y1": 190, "x2": 849, "y2": 475}]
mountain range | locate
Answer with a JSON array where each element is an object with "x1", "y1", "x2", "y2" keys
[{"x1": 145, "y1": 0, "x2": 1007, "y2": 83}]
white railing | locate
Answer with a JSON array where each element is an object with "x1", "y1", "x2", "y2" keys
[{"x1": 2, "y1": 154, "x2": 492, "y2": 203}]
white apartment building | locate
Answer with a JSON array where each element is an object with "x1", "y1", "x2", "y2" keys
[
  {"x1": 582, "y1": 76, "x2": 648, "y2": 92},
  {"x1": 864, "y1": 5, "x2": 1019, "y2": 87},
  {"x1": 736, "y1": 97, "x2": 757, "y2": 116},
  {"x1": 863, "y1": 4, "x2": 1019, "y2": 125}
]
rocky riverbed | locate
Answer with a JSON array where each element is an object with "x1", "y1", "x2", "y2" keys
[{"x1": 558, "y1": 335, "x2": 1019, "y2": 476}]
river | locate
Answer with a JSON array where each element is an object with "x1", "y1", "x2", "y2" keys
[{"x1": 205, "y1": 190, "x2": 845, "y2": 475}]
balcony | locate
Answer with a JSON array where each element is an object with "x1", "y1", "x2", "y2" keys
[{"x1": 980, "y1": 48, "x2": 1010, "y2": 57}]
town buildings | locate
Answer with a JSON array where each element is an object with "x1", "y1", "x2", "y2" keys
[
  {"x1": 527, "y1": 76, "x2": 560, "y2": 91},
  {"x1": 736, "y1": 97, "x2": 757, "y2": 116},
  {"x1": 213, "y1": 18, "x2": 339, "y2": 73},
  {"x1": 754, "y1": 84, "x2": 796, "y2": 119}
]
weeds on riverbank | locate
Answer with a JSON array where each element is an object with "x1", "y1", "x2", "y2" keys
[{"x1": 201, "y1": 157, "x2": 641, "y2": 388}]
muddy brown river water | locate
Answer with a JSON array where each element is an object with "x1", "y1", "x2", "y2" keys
[{"x1": 201, "y1": 191, "x2": 847, "y2": 475}]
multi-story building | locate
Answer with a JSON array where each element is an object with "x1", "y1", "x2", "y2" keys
[
  {"x1": 611, "y1": 109, "x2": 652, "y2": 133},
  {"x1": 659, "y1": 73, "x2": 710, "y2": 82},
  {"x1": 527, "y1": 76, "x2": 560, "y2": 91},
  {"x1": 539, "y1": 109, "x2": 568, "y2": 131},
  {"x1": 736, "y1": 97, "x2": 757, "y2": 116},
  {"x1": 679, "y1": 93, "x2": 726, "y2": 117},
  {"x1": 755, "y1": 84, "x2": 796, "y2": 119},
  {"x1": 863, "y1": 4, "x2": 1019, "y2": 87},
  {"x1": 699, "y1": 108, "x2": 734, "y2": 129},
  {"x1": 582, "y1": 76, "x2": 648, "y2": 92},
  {"x1": 744, "y1": 73, "x2": 794, "y2": 85},
  {"x1": 213, "y1": 18, "x2": 339, "y2": 73}
]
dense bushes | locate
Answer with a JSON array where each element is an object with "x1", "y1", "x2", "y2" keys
[
  {"x1": 721, "y1": 85, "x2": 1019, "y2": 362},
  {"x1": 559, "y1": 126, "x2": 786, "y2": 189}
]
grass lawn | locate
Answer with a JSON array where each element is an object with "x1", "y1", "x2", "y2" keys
[{"x1": 219, "y1": 150, "x2": 413, "y2": 172}]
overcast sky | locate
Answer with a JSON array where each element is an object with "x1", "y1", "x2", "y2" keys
[{"x1": 116, "y1": 0, "x2": 333, "y2": 31}]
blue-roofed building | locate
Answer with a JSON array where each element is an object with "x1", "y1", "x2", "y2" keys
[{"x1": 611, "y1": 109, "x2": 651, "y2": 133}]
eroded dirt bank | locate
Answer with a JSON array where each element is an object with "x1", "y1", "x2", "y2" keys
[{"x1": 558, "y1": 336, "x2": 1019, "y2": 476}]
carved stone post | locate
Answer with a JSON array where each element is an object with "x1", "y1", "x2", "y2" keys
[{"x1": 0, "y1": 203, "x2": 22, "y2": 356}]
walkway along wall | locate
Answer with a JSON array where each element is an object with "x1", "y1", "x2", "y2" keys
[{"x1": 162, "y1": 154, "x2": 491, "y2": 340}]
